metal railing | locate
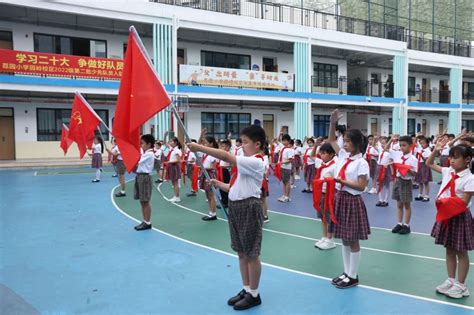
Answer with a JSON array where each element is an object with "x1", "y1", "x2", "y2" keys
[
  {"x1": 311, "y1": 77, "x2": 394, "y2": 98},
  {"x1": 408, "y1": 90, "x2": 451, "y2": 104},
  {"x1": 151, "y1": 0, "x2": 472, "y2": 58},
  {"x1": 463, "y1": 92, "x2": 474, "y2": 105}
]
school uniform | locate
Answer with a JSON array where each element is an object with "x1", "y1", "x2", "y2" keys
[
  {"x1": 303, "y1": 147, "x2": 316, "y2": 185},
  {"x1": 390, "y1": 151, "x2": 418, "y2": 203},
  {"x1": 273, "y1": 143, "x2": 283, "y2": 163},
  {"x1": 329, "y1": 149, "x2": 371, "y2": 241},
  {"x1": 166, "y1": 147, "x2": 182, "y2": 182},
  {"x1": 261, "y1": 155, "x2": 270, "y2": 198},
  {"x1": 199, "y1": 154, "x2": 217, "y2": 192},
  {"x1": 154, "y1": 148, "x2": 163, "y2": 171},
  {"x1": 415, "y1": 147, "x2": 433, "y2": 184},
  {"x1": 112, "y1": 145, "x2": 126, "y2": 175},
  {"x1": 186, "y1": 151, "x2": 196, "y2": 179},
  {"x1": 228, "y1": 155, "x2": 266, "y2": 257},
  {"x1": 365, "y1": 145, "x2": 379, "y2": 179},
  {"x1": 314, "y1": 157, "x2": 337, "y2": 224},
  {"x1": 439, "y1": 145, "x2": 450, "y2": 167},
  {"x1": 91, "y1": 143, "x2": 103, "y2": 169},
  {"x1": 374, "y1": 149, "x2": 391, "y2": 191},
  {"x1": 279, "y1": 146, "x2": 294, "y2": 184},
  {"x1": 134, "y1": 148, "x2": 154, "y2": 202},
  {"x1": 431, "y1": 168, "x2": 474, "y2": 251},
  {"x1": 292, "y1": 146, "x2": 303, "y2": 170},
  {"x1": 220, "y1": 157, "x2": 232, "y2": 206}
]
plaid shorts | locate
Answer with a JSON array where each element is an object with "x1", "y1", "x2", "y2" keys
[
  {"x1": 281, "y1": 168, "x2": 291, "y2": 184},
  {"x1": 115, "y1": 160, "x2": 126, "y2": 175},
  {"x1": 134, "y1": 173, "x2": 152, "y2": 202},
  {"x1": 228, "y1": 197, "x2": 264, "y2": 257},
  {"x1": 392, "y1": 178, "x2": 413, "y2": 203}
]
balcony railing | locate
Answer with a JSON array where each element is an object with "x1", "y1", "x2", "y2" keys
[
  {"x1": 408, "y1": 90, "x2": 451, "y2": 104},
  {"x1": 311, "y1": 77, "x2": 394, "y2": 98},
  {"x1": 152, "y1": 0, "x2": 472, "y2": 58},
  {"x1": 463, "y1": 92, "x2": 474, "y2": 105}
]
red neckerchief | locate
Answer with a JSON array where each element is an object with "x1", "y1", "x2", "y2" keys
[
  {"x1": 337, "y1": 158, "x2": 354, "y2": 190},
  {"x1": 312, "y1": 177, "x2": 337, "y2": 224},
  {"x1": 303, "y1": 147, "x2": 313, "y2": 166},
  {"x1": 435, "y1": 172, "x2": 468, "y2": 231},
  {"x1": 229, "y1": 154, "x2": 265, "y2": 189},
  {"x1": 315, "y1": 159, "x2": 335, "y2": 180},
  {"x1": 366, "y1": 146, "x2": 372, "y2": 168}
]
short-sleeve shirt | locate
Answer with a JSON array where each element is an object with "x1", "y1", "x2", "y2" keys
[
  {"x1": 136, "y1": 149, "x2": 155, "y2": 174},
  {"x1": 111, "y1": 145, "x2": 122, "y2": 161},
  {"x1": 202, "y1": 154, "x2": 217, "y2": 169},
  {"x1": 228, "y1": 155, "x2": 265, "y2": 201},
  {"x1": 168, "y1": 148, "x2": 182, "y2": 163},
  {"x1": 93, "y1": 143, "x2": 102, "y2": 154},
  {"x1": 438, "y1": 167, "x2": 474, "y2": 207},
  {"x1": 390, "y1": 151, "x2": 418, "y2": 179},
  {"x1": 335, "y1": 149, "x2": 370, "y2": 195},
  {"x1": 280, "y1": 147, "x2": 294, "y2": 170}
]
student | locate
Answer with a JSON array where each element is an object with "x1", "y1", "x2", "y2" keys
[
  {"x1": 328, "y1": 109, "x2": 370, "y2": 289},
  {"x1": 186, "y1": 139, "x2": 198, "y2": 197},
  {"x1": 233, "y1": 138, "x2": 243, "y2": 156},
  {"x1": 414, "y1": 136, "x2": 433, "y2": 202},
  {"x1": 375, "y1": 136, "x2": 391, "y2": 207},
  {"x1": 313, "y1": 143, "x2": 338, "y2": 250},
  {"x1": 219, "y1": 139, "x2": 232, "y2": 208},
  {"x1": 335, "y1": 124, "x2": 346, "y2": 149},
  {"x1": 89, "y1": 135, "x2": 104, "y2": 183},
  {"x1": 292, "y1": 139, "x2": 303, "y2": 180},
  {"x1": 134, "y1": 134, "x2": 156, "y2": 231},
  {"x1": 200, "y1": 135, "x2": 219, "y2": 221},
  {"x1": 427, "y1": 139, "x2": 474, "y2": 299},
  {"x1": 386, "y1": 135, "x2": 418, "y2": 235},
  {"x1": 109, "y1": 137, "x2": 118, "y2": 177},
  {"x1": 262, "y1": 145, "x2": 270, "y2": 223},
  {"x1": 153, "y1": 141, "x2": 164, "y2": 184},
  {"x1": 289, "y1": 139, "x2": 297, "y2": 189},
  {"x1": 107, "y1": 140, "x2": 126, "y2": 197},
  {"x1": 302, "y1": 138, "x2": 316, "y2": 193},
  {"x1": 187, "y1": 125, "x2": 267, "y2": 310},
  {"x1": 164, "y1": 137, "x2": 182, "y2": 203},
  {"x1": 277, "y1": 134, "x2": 294, "y2": 203},
  {"x1": 365, "y1": 135, "x2": 379, "y2": 194}
]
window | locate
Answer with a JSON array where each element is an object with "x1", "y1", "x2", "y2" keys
[
  {"x1": 462, "y1": 120, "x2": 474, "y2": 132},
  {"x1": 408, "y1": 77, "x2": 416, "y2": 96},
  {"x1": 313, "y1": 63, "x2": 338, "y2": 88},
  {"x1": 313, "y1": 115, "x2": 330, "y2": 137},
  {"x1": 201, "y1": 112, "x2": 251, "y2": 139},
  {"x1": 201, "y1": 51, "x2": 250, "y2": 69},
  {"x1": 388, "y1": 118, "x2": 392, "y2": 135},
  {"x1": 34, "y1": 33, "x2": 107, "y2": 57},
  {"x1": 37, "y1": 108, "x2": 109, "y2": 141},
  {"x1": 463, "y1": 82, "x2": 474, "y2": 99},
  {"x1": 0, "y1": 30, "x2": 13, "y2": 49},
  {"x1": 407, "y1": 118, "x2": 416, "y2": 135}
]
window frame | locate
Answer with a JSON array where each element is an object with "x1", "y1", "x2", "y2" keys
[
  {"x1": 201, "y1": 112, "x2": 251, "y2": 139},
  {"x1": 200, "y1": 50, "x2": 251, "y2": 70},
  {"x1": 33, "y1": 33, "x2": 107, "y2": 57},
  {"x1": 313, "y1": 62, "x2": 339, "y2": 88}
]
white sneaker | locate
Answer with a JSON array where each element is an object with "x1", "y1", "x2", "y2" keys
[
  {"x1": 277, "y1": 196, "x2": 286, "y2": 202},
  {"x1": 172, "y1": 197, "x2": 181, "y2": 203},
  {"x1": 320, "y1": 239, "x2": 337, "y2": 250},
  {"x1": 436, "y1": 279, "x2": 454, "y2": 295},
  {"x1": 295, "y1": 175, "x2": 300, "y2": 180},
  {"x1": 169, "y1": 196, "x2": 177, "y2": 202},
  {"x1": 369, "y1": 188, "x2": 377, "y2": 194},
  {"x1": 314, "y1": 238, "x2": 326, "y2": 248},
  {"x1": 291, "y1": 185, "x2": 296, "y2": 189},
  {"x1": 364, "y1": 187, "x2": 369, "y2": 193},
  {"x1": 445, "y1": 283, "x2": 470, "y2": 299}
]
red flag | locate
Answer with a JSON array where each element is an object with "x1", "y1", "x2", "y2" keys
[
  {"x1": 68, "y1": 93, "x2": 102, "y2": 159},
  {"x1": 113, "y1": 27, "x2": 172, "y2": 173},
  {"x1": 60, "y1": 124, "x2": 73, "y2": 155}
]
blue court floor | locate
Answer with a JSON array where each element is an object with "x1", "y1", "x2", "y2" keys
[{"x1": 1, "y1": 168, "x2": 473, "y2": 314}]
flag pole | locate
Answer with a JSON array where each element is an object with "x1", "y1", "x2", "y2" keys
[
  {"x1": 129, "y1": 25, "x2": 228, "y2": 219},
  {"x1": 75, "y1": 92, "x2": 113, "y2": 134},
  {"x1": 96, "y1": 126, "x2": 108, "y2": 149}
]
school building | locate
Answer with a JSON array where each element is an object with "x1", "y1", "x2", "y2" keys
[{"x1": 0, "y1": 0, "x2": 473, "y2": 160}]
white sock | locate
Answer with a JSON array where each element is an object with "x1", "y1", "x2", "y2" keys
[
  {"x1": 120, "y1": 190, "x2": 125, "y2": 194},
  {"x1": 95, "y1": 169, "x2": 101, "y2": 180},
  {"x1": 248, "y1": 288, "x2": 259, "y2": 298},
  {"x1": 144, "y1": 221, "x2": 151, "y2": 225},
  {"x1": 208, "y1": 212, "x2": 215, "y2": 217},
  {"x1": 404, "y1": 223, "x2": 410, "y2": 227},
  {"x1": 348, "y1": 251, "x2": 361, "y2": 279},
  {"x1": 398, "y1": 222, "x2": 403, "y2": 225},
  {"x1": 342, "y1": 246, "x2": 351, "y2": 275},
  {"x1": 448, "y1": 277, "x2": 456, "y2": 283},
  {"x1": 243, "y1": 285, "x2": 250, "y2": 292}
]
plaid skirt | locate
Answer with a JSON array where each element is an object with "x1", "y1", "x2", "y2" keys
[
  {"x1": 115, "y1": 160, "x2": 126, "y2": 175},
  {"x1": 292, "y1": 156, "x2": 302, "y2": 168},
  {"x1": 281, "y1": 168, "x2": 291, "y2": 184},
  {"x1": 228, "y1": 197, "x2": 264, "y2": 257},
  {"x1": 200, "y1": 169, "x2": 217, "y2": 192},
  {"x1": 304, "y1": 164, "x2": 316, "y2": 185},
  {"x1": 167, "y1": 163, "x2": 181, "y2": 182},
  {"x1": 330, "y1": 191, "x2": 371, "y2": 241},
  {"x1": 415, "y1": 162, "x2": 432, "y2": 184},
  {"x1": 91, "y1": 153, "x2": 102, "y2": 169},
  {"x1": 368, "y1": 159, "x2": 377, "y2": 178},
  {"x1": 431, "y1": 210, "x2": 474, "y2": 252},
  {"x1": 134, "y1": 173, "x2": 152, "y2": 202},
  {"x1": 154, "y1": 159, "x2": 162, "y2": 171},
  {"x1": 375, "y1": 165, "x2": 392, "y2": 189},
  {"x1": 392, "y1": 178, "x2": 413, "y2": 203}
]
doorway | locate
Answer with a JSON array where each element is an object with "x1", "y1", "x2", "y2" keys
[
  {"x1": 0, "y1": 108, "x2": 15, "y2": 160},
  {"x1": 262, "y1": 114, "x2": 274, "y2": 140}
]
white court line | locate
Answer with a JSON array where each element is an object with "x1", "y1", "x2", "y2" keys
[
  {"x1": 109, "y1": 183, "x2": 474, "y2": 311},
  {"x1": 155, "y1": 184, "x2": 474, "y2": 265}
]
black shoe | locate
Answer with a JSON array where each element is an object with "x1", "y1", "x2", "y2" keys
[
  {"x1": 422, "y1": 197, "x2": 430, "y2": 202},
  {"x1": 331, "y1": 273, "x2": 347, "y2": 285},
  {"x1": 392, "y1": 224, "x2": 403, "y2": 233},
  {"x1": 155, "y1": 179, "x2": 163, "y2": 184},
  {"x1": 202, "y1": 215, "x2": 217, "y2": 221},
  {"x1": 375, "y1": 201, "x2": 383, "y2": 207},
  {"x1": 382, "y1": 202, "x2": 389, "y2": 207},
  {"x1": 186, "y1": 192, "x2": 197, "y2": 197},
  {"x1": 335, "y1": 276, "x2": 359, "y2": 289},
  {"x1": 399, "y1": 225, "x2": 411, "y2": 235},
  {"x1": 437, "y1": 181, "x2": 442, "y2": 185},
  {"x1": 413, "y1": 184, "x2": 419, "y2": 189},
  {"x1": 233, "y1": 293, "x2": 261, "y2": 311},
  {"x1": 301, "y1": 189, "x2": 309, "y2": 193},
  {"x1": 134, "y1": 222, "x2": 152, "y2": 231},
  {"x1": 263, "y1": 216, "x2": 269, "y2": 223},
  {"x1": 227, "y1": 289, "x2": 246, "y2": 306},
  {"x1": 414, "y1": 196, "x2": 423, "y2": 201},
  {"x1": 112, "y1": 174, "x2": 118, "y2": 177},
  {"x1": 92, "y1": 179, "x2": 100, "y2": 183},
  {"x1": 115, "y1": 192, "x2": 126, "y2": 197}
]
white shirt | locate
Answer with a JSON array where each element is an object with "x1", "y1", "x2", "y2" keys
[
  {"x1": 390, "y1": 151, "x2": 418, "y2": 179},
  {"x1": 93, "y1": 143, "x2": 102, "y2": 154},
  {"x1": 136, "y1": 149, "x2": 155, "y2": 174},
  {"x1": 228, "y1": 155, "x2": 265, "y2": 201},
  {"x1": 168, "y1": 147, "x2": 182, "y2": 163},
  {"x1": 416, "y1": 147, "x2": 431, "y2": 162},
  {"x1": 202, "y1": 154, "x2": 217, "y2": 169},
  {"x1": 337, "y1": 135, "x2": 344, "y2": 149},
  {"x1": 279, "y1": 146, "x2": 294, "y2": 170},
  {"x1": 220, "y1": 155, "x2": 231, "y2": 168},
  {"x1": 154, "y1": 148, "x2": 162, "y2": 160},
  {"x1": 314, "y1": 157, "x2": 338, "y2": 193},
  {"x1": 377, "y1": 149, "x2": 390, "y2": 166},
  {"x1": 111, "y1": 145, "x2": 122, "y2": 161},
  {"x1": 303, "y1": 147, "x2": 316, "y2": 165},
  {"x1": 391, "y1": 141, "x2": 400, "y2": 151},
  {"x1": 335, "y1": 149, "x2": 370, "y2": 195},
  {"x1": 365, "y1": 145, "x2": 379, "y2": 159},
  {"x1": 187, "y1": 151, "x2": 196, "y2": 164},
  {"x1": 294, "y1": 146, "x2": 304, "y2": 155},
  {"x1": 263, "y1": 155, "x2": 270, "y2": 173},
  {"x1": 438, "y1": 167, "x2": 474, "y2": 207},
  {"x1": 441, "y1": 144, "x2": 451, "y2": 156},
  {"x1": 232, "y1": 146, "x2": 244, "y2": 156}
]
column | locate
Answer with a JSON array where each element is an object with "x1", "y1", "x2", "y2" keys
[
  {"x1": 293, "y1": 42, "x2": 312, "y2": 139},
  {"x1": 448, "y1": 67, "x2": 462, "y2": 134},
  {"x1": 153, "y1": 23, "x2": 173, "y2": 140},
  {"x1": 391, "y1": 54, "x2": 407, "y2": 135}
]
